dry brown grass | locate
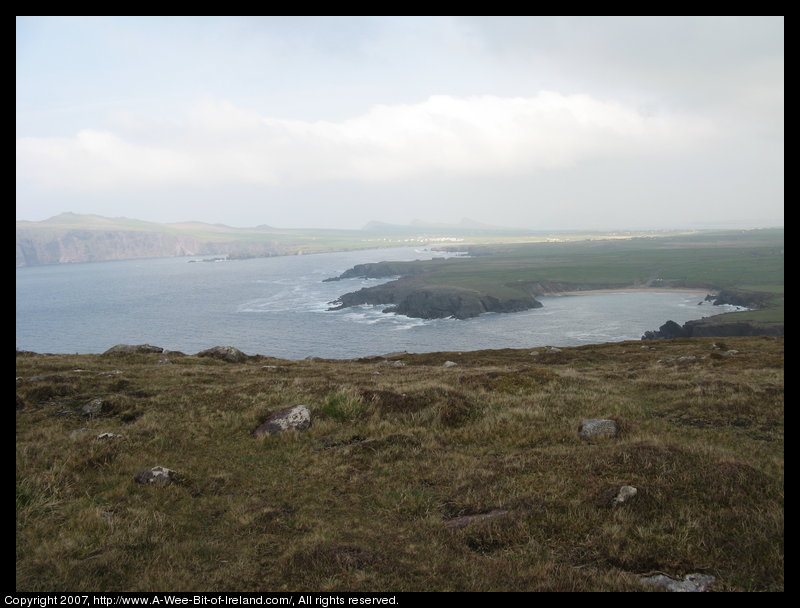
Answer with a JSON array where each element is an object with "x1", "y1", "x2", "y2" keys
[{"x1": 16, "y1": 337, "x2": 783, "y2": 591}]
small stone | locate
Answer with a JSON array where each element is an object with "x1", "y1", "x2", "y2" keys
[
  {"x1": 95, "y1": 432, "x2": 124, "y2": 440},
  {"x1": 134, "y1": 466, "x2": 176, "y2": 485},
  {"x1": 81, "y1": 398, "x2": 109, "y2": 417},
  {"x1": 443, "y1": 361, "x2": 458, "y2": 368},
  {"x1": 579, "y1": 418, "x2": 618, "y2": 438},
  {"x1": 613, "y1": 485, "x2": 638, "y2": 504}
]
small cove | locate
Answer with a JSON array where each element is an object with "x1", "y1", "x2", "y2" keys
[{"x1": 16, "y1": 248, "x2": 742, "y2": 359}]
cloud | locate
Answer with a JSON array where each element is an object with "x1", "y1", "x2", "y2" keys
[{"x1": 16, "y1": 93, "x2": 712, "y2": 191}]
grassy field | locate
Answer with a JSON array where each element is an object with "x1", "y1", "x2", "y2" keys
[
  {"x1": 16, "y1": 337, "x2": 784, "y2": 592},
  {"x1": 387, "y1": 229, "x2": 785, "y2": 324}
]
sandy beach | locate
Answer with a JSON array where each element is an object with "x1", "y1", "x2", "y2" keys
[{"x1": 545, "y1": 287, "x2": 713, "y2": 296}]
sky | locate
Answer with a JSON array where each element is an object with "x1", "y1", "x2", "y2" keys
[{"x1": 16, "y1": 16, "x2": 784, "y2": 230}]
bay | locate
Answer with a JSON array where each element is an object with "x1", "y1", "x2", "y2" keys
[{"x1": 15, "y1": 247, "x2": 740, "y2": 359}]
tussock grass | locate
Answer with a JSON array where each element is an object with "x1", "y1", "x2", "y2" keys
[{"x1": 16, "y1": 337, "x2": 783, "y2": 591}]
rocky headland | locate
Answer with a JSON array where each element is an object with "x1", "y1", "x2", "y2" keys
[
  {"x1": 328, "y1": 276, "x2": 542, "y2": 320},
  {"x1": 642, "y1": 288, "x2": 784, "y2": 339},
  {"x1": 327, "y1": 261, "x2": 639, "y2": 320}
]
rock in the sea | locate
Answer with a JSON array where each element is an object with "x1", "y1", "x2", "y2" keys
[
  {"x1": 253, "y1": 405, "x2": 312, "y2": 437},
  {"x1": 197, "y1": 345, "x2": 248, "y2": 363},
  {"x1": 640, "y1": 573, "x2": 716, "y2": 592},
  {"x1": 134, "y1": 466, "x2": 177, "y2": 485},
  {"x1": 104, "y1": 344, "x2": 164, "y2": 355},
  {"x1": 579, "y1": 418, "x2": 618, "y2": 438}
]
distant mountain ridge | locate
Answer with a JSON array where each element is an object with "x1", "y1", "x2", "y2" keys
[{"x1": 361, "y1": 217, "x2": 521, "y2": 233}]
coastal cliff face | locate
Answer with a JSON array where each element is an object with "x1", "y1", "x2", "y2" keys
[
  {"x1": 642, "y1": 288, "x2": 783, "y2": 339},
  {"x1": 642, "y1": 318, "x2": 784, "y2": 340},
  {"x1": 15, "y1": 230, "x2": 226, "y2": 266}
]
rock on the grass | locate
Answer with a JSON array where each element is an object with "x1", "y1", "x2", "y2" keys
[
  {"x1": 613, "y1": 485, "x2": 638, "y2": 504},
  {"x1": 197, "y1": 345, "x2": 249, "y2": 363},
  {"x1": 81, "y1": 397, "x2": 110, "y2": 417},
  {"x1": 104, "y1": 344, "x2": 164, "y2": 355},
  {"x1": 578, "y1": 418, "x2": 618, "y2": 438},
  {"x1": 134, "y1": 466, "x2": 177, "y2": 485},
  {"x1": 640, "y1": 573, "x2": 716, "y2": 592},
  {"x1": 253, "y1": 405, "x2": 312, "y2": 437}
]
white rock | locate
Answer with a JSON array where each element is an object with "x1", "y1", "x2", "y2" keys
[
  {"x1": 253, "y1": 405, "x2": 312, "y2": 437},
  {"x1": 640, "y1": 573, "x2": 715, "y2": 592},
  {"x1": 613, "y1": 485, "x2": 638, "y2": 504},
  {"x1": 579, "y1": 419, "x2": 618, "y2": 438}
]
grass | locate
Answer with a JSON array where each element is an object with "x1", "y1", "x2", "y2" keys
[
  {"x1": 16, "y1": 337, "x2": 783, "y2": 591},
  {"x1": 335, "y1": 229, "x2": 784, "y2": 324}
]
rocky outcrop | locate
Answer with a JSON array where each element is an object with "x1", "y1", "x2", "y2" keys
[
  {"x1": 197, "y1": 346, "x2": 249, "y2": 363},
  {"x1": 704, "y1": 288, "x2": 774, "y2": 309},
  {"x1": 104, "y1": 344, "x2": 164, "y2": 355},
  {"x1": 328, "y1": 279, "x2": 541, "y2": 320}
]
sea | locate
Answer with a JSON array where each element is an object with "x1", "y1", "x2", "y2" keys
[{"x1": 15, "y1": 247, "x2": 743, "y2": 360}]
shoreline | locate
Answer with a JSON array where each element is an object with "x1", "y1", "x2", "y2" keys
[{"x1": 543, "y1": 287, "x2": 711, "y2": 296}]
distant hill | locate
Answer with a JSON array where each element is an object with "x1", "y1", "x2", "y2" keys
[{"x1": 16, "y1": 213, "x2": 375, "y2": 266}]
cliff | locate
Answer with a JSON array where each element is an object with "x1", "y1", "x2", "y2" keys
[
  {"x1": 642, "y1": 318, "x2": 784, "y2": 340},
  {"x1": 15, "y1": 229, "x2": 228, "y2": 266},
  {"x1": 15, "y1": 213, "x2": 338, "y2": 266}
]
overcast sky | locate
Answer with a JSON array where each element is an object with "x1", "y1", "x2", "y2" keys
[{"x1": 16, "y1": 16, "x2": 784, "y2": 230}]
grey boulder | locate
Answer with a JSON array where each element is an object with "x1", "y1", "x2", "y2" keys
[{"x1": 253, "y1": 405, "x2": 312, "y2": 437}]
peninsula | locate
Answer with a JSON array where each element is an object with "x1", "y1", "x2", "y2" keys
[{"x1": 325, "y1": 229, "x2": 784, "y2": 335}]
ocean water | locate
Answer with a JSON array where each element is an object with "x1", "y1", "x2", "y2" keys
[{"x1": 15, "y1": 247, "x2": 741, "y2": 359}]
